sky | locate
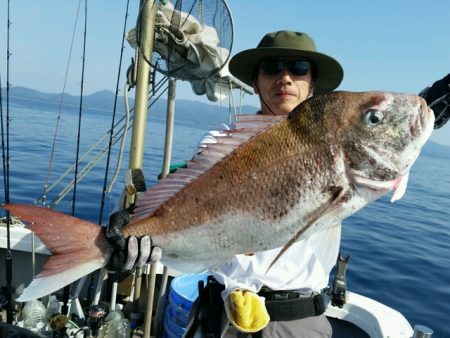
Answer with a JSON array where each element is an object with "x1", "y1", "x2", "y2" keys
[{"x1": 0, "y1": 0, "x2": 449, "y2": 146}]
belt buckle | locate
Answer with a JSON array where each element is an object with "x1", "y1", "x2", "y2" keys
[{"x1": 273, "y1": 292, "x2": 289, "y2": 300}]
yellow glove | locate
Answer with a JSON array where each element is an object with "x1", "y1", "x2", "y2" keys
[{"x1": 226, "y1": 288, "x2": 270, "y2": 333}]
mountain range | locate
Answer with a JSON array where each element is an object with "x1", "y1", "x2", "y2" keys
[
  {"x1": 1, "y1": 86, "x2": 256, "y2": 129},
  {"x1": 1, "y1": 86, "x2": 448, "y2": 158}
]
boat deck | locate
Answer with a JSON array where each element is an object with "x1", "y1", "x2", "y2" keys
[
  {"x1": 329, "y1": 317, "x2": 370, "y2": 338},
  {"x1": 0, "y1": 318, "x2": 377, "y2": 337}
]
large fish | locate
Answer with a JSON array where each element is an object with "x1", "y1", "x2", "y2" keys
[{"x1": 4, "y1": 91, "x2": 434, "y2": 302}]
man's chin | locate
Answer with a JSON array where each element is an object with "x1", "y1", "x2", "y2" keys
[{"x1": 274, "y1": 101, "x2": 299, "y2": 115}]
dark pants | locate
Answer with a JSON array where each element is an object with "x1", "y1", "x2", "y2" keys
[
  {"x1": 222, "y1": 314, "x2": 332, "y2": 338},
  {"x1": 184, "y1": 277, "x2": 331, "y2": 338}
]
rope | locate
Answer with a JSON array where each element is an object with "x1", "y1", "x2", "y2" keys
[
  {"x1": 98, "y1": 0, "x2": 132, "y2": 225},
  {"x1": 106, "y1": 76, "x2": 169, "y2": 201},
  {"x1": 41, "y1": 0, "x2": 83, "y2": 207},
  {"x1": 105, "y1": 82, "x2": 131, "y2": 197}
]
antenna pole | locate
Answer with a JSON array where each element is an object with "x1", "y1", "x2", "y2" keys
[
  {"x1": 128, "y1": 0, "x2": 157, "y2": 180},
  {"x1": 127, "y1": 1, "x2": 158, "y2": 337}
]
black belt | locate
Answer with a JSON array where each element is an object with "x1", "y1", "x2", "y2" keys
[{"x1": 258, "y1": 290, "x2": 326, "y2": 321}]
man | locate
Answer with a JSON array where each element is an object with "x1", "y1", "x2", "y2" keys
[
  {"x1": 111, "y1": 30, "x2": 342, "y2": 338},
  {"x1": 192, "y1": 30, "x2": 343, "y2": 338},
  {"x1": 107, "y1": 31, "x2": 449, "y2": 338}
]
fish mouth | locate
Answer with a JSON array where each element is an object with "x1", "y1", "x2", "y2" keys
[{"x1": 410, "y1": 97, "x2": 435, "y2": 140}]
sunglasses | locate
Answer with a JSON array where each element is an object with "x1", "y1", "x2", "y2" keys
[{"x1": 260, "y1": 59, "x2": 310, "y2": 76}]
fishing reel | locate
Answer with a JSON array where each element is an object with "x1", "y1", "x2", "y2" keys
[
  {"x1": 429, "y1": 92, "x2": 450, "y2": 129},
  {"x1": 419, "y1": 73, "x2": 450, "y2": 129},
  {"x1": 331, "y1": 254, "x2": 350, "y2": 308}
]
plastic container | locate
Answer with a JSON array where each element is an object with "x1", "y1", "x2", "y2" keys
[
  {"x1": 46, "y1": 295, "x2": 61, "y2": 319},
  {"x1": 164, "y1": 310, "x2": 186, "y2": 337},
  {"x1": 163, "y1": 320, "x2": 179, "y2": 338},
  {"x1": 163, "y1": 272, "x2": 208, "y2": 337},
  {"x1": 22, "y1": 300, "x2": 47, "y2": 330}
]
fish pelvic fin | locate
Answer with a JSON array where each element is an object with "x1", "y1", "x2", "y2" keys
[
  {"x1": 265, "y1": 187, "x2": 346, "y2": 274},
  {"x1": 2, "y1": 204, "x2": 113, "y2": 302}
]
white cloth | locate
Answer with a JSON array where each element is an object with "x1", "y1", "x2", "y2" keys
[
  {"x1": 213, "y1": 224, "x2": 341, "y2": 299},
  {"x1": 126, "y1": 1, "x2": 234, "y2": 102}
]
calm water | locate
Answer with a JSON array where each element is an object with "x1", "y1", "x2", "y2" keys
[{"x1": 1, "y1": 101, "x2": 449, "y2": 337}]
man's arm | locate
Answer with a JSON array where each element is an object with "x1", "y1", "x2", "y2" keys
[{"x1": 419, "y1": 73, "x2": 450, "y2": 129}]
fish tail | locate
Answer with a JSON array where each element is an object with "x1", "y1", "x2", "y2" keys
[{"x1": 2, "y1": 204, "x2": 113, "y2": 302}]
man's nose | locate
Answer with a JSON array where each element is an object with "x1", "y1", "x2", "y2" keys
[{"x1": 276, "y1": 68, "x2": 293, "y2": 83}]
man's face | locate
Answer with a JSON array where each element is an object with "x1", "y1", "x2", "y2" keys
[{"x1": 254, "y1": 58, "x2": 313, "y2": 116}]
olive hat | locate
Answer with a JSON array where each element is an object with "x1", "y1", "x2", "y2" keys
[{"x1": 229, "y1": 30, "x2": 343, "y2": 94}]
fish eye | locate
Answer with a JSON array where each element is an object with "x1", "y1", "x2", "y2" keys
[{"x1": 363, "y1": 109, "x2": 384, "y2": 126}]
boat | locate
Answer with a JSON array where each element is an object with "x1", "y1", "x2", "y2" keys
[{"x1": 0, "y1": 1, "x2": 438, "y2": 337}]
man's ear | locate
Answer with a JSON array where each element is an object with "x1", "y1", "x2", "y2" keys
[
  {"x1": 307, "y1": 82, "x2": 315, "y2": 98},
  {"x1": 253, "y1": 81, "x2": 259, "y2": 94}
]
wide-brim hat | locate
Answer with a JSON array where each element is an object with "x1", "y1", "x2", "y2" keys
[{"x1": 229, "y1": 31, "x2": 343, "y2": 94}]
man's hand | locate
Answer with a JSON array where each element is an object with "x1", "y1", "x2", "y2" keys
[
  {"x1": 104, "y1": 169, "x2": 162, "y2": 276},
  {"x1": 419, "y1": 73, "x2": 450, "y2": 129},
  {"x1": 105, "y1": 209, "x2": 162, "y2": 275}
]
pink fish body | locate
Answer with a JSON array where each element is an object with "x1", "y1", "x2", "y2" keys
[{"x1": 4, "y1": 91, "x2": 434, "y2": 301}]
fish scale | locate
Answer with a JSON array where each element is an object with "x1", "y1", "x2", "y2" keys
[{"x1": 3, "y1": 91, "x2": 434, "y2": 301}]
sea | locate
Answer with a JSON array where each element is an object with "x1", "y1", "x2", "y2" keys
[{"x1": 1, "y1": 98, "x2": 449, "y2": 337}]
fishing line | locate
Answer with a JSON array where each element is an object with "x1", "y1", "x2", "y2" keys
[
  {"x1": 98, "y1": 0, "x2": 132, "y2": 225},
  {"x1": 41, "y1": 0, "x2": 83, "y2": 207},
  {"x1": 33, "y1": 76, "x2": 169, "y2": 209}
]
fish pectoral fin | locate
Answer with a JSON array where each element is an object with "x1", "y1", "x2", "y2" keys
[{"x1": 265, "y1": 187, "x2": 346, "y2": 274}]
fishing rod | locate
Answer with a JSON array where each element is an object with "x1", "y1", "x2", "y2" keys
[
  {"x1": 1, "y1": 0, "x2": 14, "y2": 324},
  {"x1": 71, "y1": 0, "x2": 88, "y2": 218},
  {"x1": 61, "y1": 0, "x2": 88, "y2": 317},
  {"x1": 0, "y1": 72, "x2": 14, "y2": 325},
  {"x1": 41, "y1": 0, "x2": 83, "y2": 207},
  {"x1": 98, "y1": 0, "x2": 132, "y2": 226}
]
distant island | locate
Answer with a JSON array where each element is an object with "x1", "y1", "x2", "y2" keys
[
  {"x1": 1, "y1": 86, "x2": 448, "y2": 158},
  {"x1": 1, "y1": 86, "x2": 257, "y2": 129}
]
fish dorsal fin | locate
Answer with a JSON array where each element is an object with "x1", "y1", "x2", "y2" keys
[{"x1": 131, "y1": 114, "x2": 285, "y2": 223}]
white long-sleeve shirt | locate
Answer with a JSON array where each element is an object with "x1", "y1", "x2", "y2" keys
[{"x1": 212, "y1": 224, "x2": 341, "y2": 298}]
